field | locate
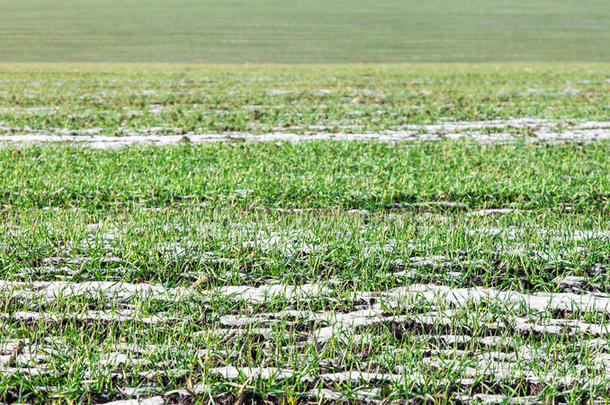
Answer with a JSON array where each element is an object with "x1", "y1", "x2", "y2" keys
[
  {"x1": 1, "y1": 0, "x2": 610, "y2": 63},
  {"x1": 0, "y1": 64, "x2": 609, "y2": 404}
]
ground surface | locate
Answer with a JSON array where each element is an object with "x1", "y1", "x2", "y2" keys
[
  {"x1": 0, "y1": 64, "x2": 609, "y2": 404},
  {"x1": 1, "y1": 0, "x2": 610, "y2": 63}
]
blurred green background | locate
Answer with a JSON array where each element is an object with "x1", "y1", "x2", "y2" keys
[{"x1": 1, "y1": 0, "x2": 609, "y2": 62}]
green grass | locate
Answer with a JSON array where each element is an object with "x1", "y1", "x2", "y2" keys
[
  {"x1": 0, "y1": 64, "x2": 609, "y2": 403},
  {"x1": 0, "y1": 64, "x2": 609, "y2": 134},
  {"x1": 1, "y1": 141, "x2": 609, "y2": 403},
  {"x1": 1, "y1": 141, "x2": 608, "y2": 212},
  {"x1": 1, "y1": 0, "x2": 610, "y2": 62}
]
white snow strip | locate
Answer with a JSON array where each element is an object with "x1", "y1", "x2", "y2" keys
[
  {"x1": 389, "y1": 284, "x2": 610, "y2": 314},
  {"x1": 304, "y1": 389, "x2": 343, "y2": 401},
  {"x1": 101, "y1": 397, "x2": 164, "y2": 405},
  {"x1": 0, "y1": 280, "x2": 192, "y2": 303},
  {"x1": 466, "y1": 208, "x2": 521, "y2": 217},
  {"x1": 0, "y1": 119, "x2": 609, "y2": 148},
  {"x1": 0, "y1": 310, "x2": 174, "y2": 325},
  {"x1": 218, "y1": 283, "x2": 332, "y2": 304},
  {"x1": 317, "y1": 371, "x2": 475, "y2": 387},
  {"x1": 392, "y1": 118, "x2": 610, "y2": 132},
  {"x1": 0, "y1": 280, "x2": 338, "y2": 305},
  {"x1": 453, "y1": 393, "x2": 539, "y2": 404},
  {"x1": 208, "y1": 366, "x2": 295, "y2": 380},
  {"x1": 304, "y1": 388, "x2": 381, "y2": 401},
  {"x1": 319, "y1": 371, "x2": 405, "y2": 384},
  {"x1": 467, "y1": 227, "x2": 610, "y2": 241},
  {"x1": 0, "y1": 366, "x2": 49, "y2": 377}
]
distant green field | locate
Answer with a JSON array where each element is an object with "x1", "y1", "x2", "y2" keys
[{"x1": 1, "y1": 0, "x2": 609, "y2": 62}]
